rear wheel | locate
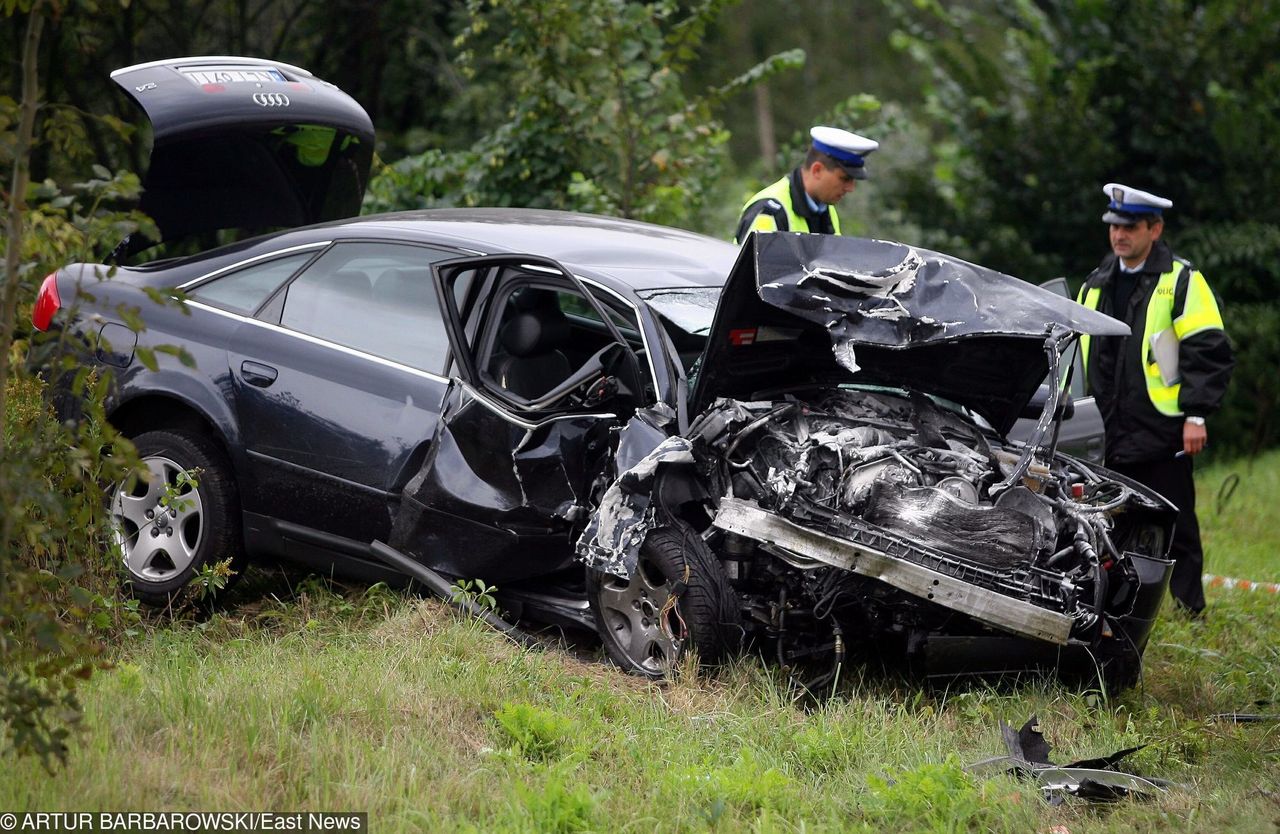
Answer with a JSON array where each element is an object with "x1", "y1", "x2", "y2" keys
[
  {"x1": 587, "y1": 523, "x2": 740, "y2": 677},
  {"x1": 111, "y1": 429, "x2": 245, "y2": 606}
]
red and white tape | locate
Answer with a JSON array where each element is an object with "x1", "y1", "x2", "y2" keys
[{"x1": 1203, "y1": 574, "x2": 1280, "y2": 594}]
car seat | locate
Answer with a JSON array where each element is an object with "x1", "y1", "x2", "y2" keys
[{"x1": 494, "y1": 288, "x2": 572, "y2": 399}]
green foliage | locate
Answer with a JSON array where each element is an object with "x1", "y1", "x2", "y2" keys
[
  {"x1": 1195, "y1": 302, "x2": 1280, "y2": 456},
  {"x1": 0, "y1": 369, "x2": 137, "y2": 771},
  {"x1": 448, "y1": 578, "x2": 498, "y2": 612},
  {"x1": 364, "y1": 0, "x2": 803, "y2": 233},
  {"x1": 673, "y1": 748, "x2": 795, "y2": 814},
  {"x1": 863, "y1": 757, "x2": 1005, "y2": 833},
  {"x1": 492, "y1": 702, "x2": 577, "y2": 761},
  {"x1": 15, "y1": 172, "x2": 157, "y2": 282},
  {"x1": 2, "y1": 4, "x2": 153, "y2": 770},
  {"x1": 884, "y1": 0, "x2": 1280, "y2": 455},
  {"x1": 510, "y1": 763, "x2": 596, "y2": 834},
  {"x1": 193, "y1": 558, "x2": 236, "y2": 602}
]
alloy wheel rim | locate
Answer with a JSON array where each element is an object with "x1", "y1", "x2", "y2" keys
[
  {"x1": 111, "y1": 455, "x2": 205, "y2": 582},
  {"x1": 597, "y1": 557, "x2": 682, "y2": 674}
]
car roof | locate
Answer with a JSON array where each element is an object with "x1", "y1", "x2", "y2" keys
[{"x1": 326, "y1": 208, "x2": 740, "y2": 292}]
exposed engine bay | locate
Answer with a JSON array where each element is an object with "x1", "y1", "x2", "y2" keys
[
  {"x1": 580, "y1": 386, "x2": 1176, "y2": 688},
  {"x1": 568, "y1": 233, "x2": 1181, "y2": 688}
]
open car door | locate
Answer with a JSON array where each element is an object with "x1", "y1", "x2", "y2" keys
[{"x1": 387, "y1": 255, "x2": 646, "y2": 583}]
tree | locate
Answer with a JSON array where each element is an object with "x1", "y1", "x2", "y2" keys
[
  {"x1": 883, "y1": 0, "x2": 1280, "y2": 455},
  {"x1": 2, "y1": 0, "x2": 153, "y2": 770},
  {"x1": 364, "y1": 0, "x2": 804, "y2": 233},
  {"x1": 692, "y1": 0, "x2": 931, "y2": 173}
]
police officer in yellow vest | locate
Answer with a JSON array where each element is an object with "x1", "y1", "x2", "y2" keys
[
  {"x1": 1076, "y1": 183, "x2": 1234, "y2": 614},
  {"x1": 734, "y1": 126, "x2": 879, "y2": 243}
]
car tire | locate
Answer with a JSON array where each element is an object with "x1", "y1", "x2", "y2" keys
[
  {"x1": 587, "y1": 523, "x2": 741, "y2": 678},
  {"x1": 110, "y1": 429, "x2": 245, "y2": 606},
  {"x1": 1098, "y1": 643, "x2": 1143, "y2": 694}
]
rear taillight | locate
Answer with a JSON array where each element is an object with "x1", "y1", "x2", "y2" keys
[{"x1": 32, "y1": 272, "x2": 61, "y2": 331}]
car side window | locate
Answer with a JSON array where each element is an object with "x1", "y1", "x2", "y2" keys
[
  {"x1": 482, "y1": 279, "x2": 650, "y2": 403},
  {"x1": 279, "y1": 241, "x2": 454, "y2": 372},
  {"x1": 189, "y1": 252, "x2": 313, "y2": 315},
  {"x1": 558, "y1": 289, "x2": 639, "y2": 334}
]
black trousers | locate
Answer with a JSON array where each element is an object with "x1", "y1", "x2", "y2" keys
[{"x1": 1107, "y1": 455, "x2": 1206, "y2": 612}]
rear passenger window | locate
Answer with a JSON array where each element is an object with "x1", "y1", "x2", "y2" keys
[
  {"x1": 190, "y1": 252, "x2": 312, "y2": 314},
  {"x1": 279, "y1": 242, "x2": 454, "y2": 372}
]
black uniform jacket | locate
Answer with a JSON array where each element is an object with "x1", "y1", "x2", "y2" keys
[{"x1": 1080, "y1": 240, "x2": 1234, "y2": 464}]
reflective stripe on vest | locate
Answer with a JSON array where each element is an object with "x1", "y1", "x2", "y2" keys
[
  {"x1": 1077, "y1": 261, "x2": 1225, "y2": 416},
  {"x1": 740, "y1": 176, "x2": 841, "y2": 236}
]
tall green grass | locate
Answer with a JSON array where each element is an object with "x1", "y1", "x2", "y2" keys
[
  {"x1": 3, "y1": 456, "x2": 1279, "y2": 832},
  {"x1": 1198, "y1": 451, "x2": 1280, "y2": 581}
]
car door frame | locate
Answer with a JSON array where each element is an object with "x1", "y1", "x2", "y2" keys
[
  {"x1": 378, "y1": 254, "x2": 658, "y2": 583},
  {"x1": 433, "y1": 254, "x2": 645, "y2": 412}
]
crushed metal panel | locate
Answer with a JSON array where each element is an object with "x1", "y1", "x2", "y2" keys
[
  {"x1": 752, "y1": 233, "x2": 1129, "y2": 344},
  {"x1": 691, "y1": 233, "x2": 1132, "y2": 434},
  {"x1": 971, "y1": 717, "x2": 1172, "y2": 804},
  {"x1": 712, "y1": 496, "x2": 1073, "y2": 644},
  {"x1": 389, "y1": 384, "x2": 610, "y2": 583},
  {"x1": 576, "y1": 435, "x2": 695, "y2": 579}
]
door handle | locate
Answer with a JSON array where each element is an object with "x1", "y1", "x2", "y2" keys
[{"x1": 240, "y1": 360, "x2": 278, "y2": 387}]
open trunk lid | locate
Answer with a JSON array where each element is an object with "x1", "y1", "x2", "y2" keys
[{"x1": 111, "y1": 56, "x2": 374, "y2": 244}]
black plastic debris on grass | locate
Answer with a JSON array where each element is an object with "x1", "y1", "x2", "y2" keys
[
  {"x1": 1211, "y1": 713, "x2": 1280, "y2": 723},
  {"x1": 968, "y1": 715, "x2": 1175, "y2": 804},
  {"x1": 1211, "y1": 700, "x2": 1279, "y2": 723}
]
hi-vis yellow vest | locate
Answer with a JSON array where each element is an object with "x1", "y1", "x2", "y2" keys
[
  {"x1": 1077, "y1": 260, "x2": 1225, "y2": 416},
  {"x1": 739, "y1": 176, "x2": 842, "y2": 237}
]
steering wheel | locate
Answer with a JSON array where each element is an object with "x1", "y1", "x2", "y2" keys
[{"x1": 526, "y1": 343, "x2": 624, "y2": 410}]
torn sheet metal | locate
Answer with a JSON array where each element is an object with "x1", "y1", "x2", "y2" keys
[
  {"x1": 614, "y1": 404, "x2": 676, "y2": 475},
  {"x1": 389, "y1": 384, "x2": 611, "y2": 583},
  {"x1": 969, "y1": 716, "x2": 1173, "y2": 804},
  {"x1": 691, "y1": 233, "x2": 1132, "y2": 435},
  {"x1": 575, "y1": 436, "x2": 695, "y2": 579},
  {"x1": 713, "y1": 497, "x2": 1074, "y2": 644}
]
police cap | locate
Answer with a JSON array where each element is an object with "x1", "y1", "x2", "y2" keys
[
  {"x1": 1102, "y1": 182, "x2": 1172, "y2": 225},
  {"x1": 810, "y1": 126, "x2": 879, "y2": 180}
]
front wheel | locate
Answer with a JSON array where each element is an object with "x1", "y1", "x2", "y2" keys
[
  {"x1": 110, "y1": 429, "x2": 245, "y2": 606},
  {"x1": 587, "y1": 523, "x2": 741, "y2": 678}
]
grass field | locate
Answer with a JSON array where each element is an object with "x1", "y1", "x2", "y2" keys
[{"x1": 3, "y1": 452, "x2": 1278, "y2": 832}]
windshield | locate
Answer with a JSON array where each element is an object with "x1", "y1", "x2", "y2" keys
[{"x1": 637, "y1": 287, "x2": 719, "y2": 336}]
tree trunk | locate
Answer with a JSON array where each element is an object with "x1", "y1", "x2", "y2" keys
[
  {"x1": 1, "y1": 4, "x2": 46, "y2": 552},
  {"x1": 754, "y1": 82, "x2": 776, "y2": 166}
]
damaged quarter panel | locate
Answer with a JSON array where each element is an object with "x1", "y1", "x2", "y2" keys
[{"x1": 391, "y1": 383, "x2": 617, "y2": 583}]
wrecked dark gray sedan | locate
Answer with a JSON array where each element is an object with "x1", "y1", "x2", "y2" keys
[{"x1": 38, "y1": 56, "x2": 1175, "y2": 691}]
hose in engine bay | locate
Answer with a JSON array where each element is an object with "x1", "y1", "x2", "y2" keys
[{"x1": 1072, "y1": 523, "x2": 1110, "y2": 646}]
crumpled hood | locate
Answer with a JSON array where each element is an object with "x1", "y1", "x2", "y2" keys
[
  {"x1": 112, "y1": 56, "x2": 373, "y2": 244},
  {"x1": 690, "y1": 233, "x2": 1129, "y2": 435}
]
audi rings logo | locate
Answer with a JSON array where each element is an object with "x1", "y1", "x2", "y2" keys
[{"x1": 252, "y1": 92, "x2": 291, "y2": 108}]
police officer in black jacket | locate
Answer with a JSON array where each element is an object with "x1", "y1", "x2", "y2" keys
[{"x1": 1076, "y1": 183, "x2": 1234, "y2": 614}]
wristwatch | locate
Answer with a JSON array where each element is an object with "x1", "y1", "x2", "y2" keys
[{"x1": 1185, "y1": 416, "x2": 1206, "y2": 426}]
